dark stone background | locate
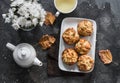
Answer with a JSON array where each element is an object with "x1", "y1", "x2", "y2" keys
[{"x1": 0, "y1": 0, "x2": 120, "y2": 83}]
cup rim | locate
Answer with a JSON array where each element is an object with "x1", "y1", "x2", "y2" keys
[{"x1": 54, "y1": 0, "x2": 78, "y2": 14}]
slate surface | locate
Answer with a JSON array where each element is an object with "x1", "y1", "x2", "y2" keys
[{"x1": 0, "y1": 0, "x2": 120, "y2": 83}]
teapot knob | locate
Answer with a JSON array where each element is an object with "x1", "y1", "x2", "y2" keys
[
  {"x1": 18, "y1": 49, "x2": 27, "y2": 59},
  {"x1": 21, "y1": 50, "x2": 26, "y2": 57},
  {"x1": 18, "y1": 47, "x2": 31, "y2": 60}
]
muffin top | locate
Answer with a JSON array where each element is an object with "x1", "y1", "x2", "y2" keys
[
  {"x1": 62, "y1": 48, "x2": 78, "y2": 65},
  {"x1": 75, "y1": 39, "x2": 91, "y2": 55},
  {"x1": 62, "y1": 28, "x2": 79, "y2": 44},
  {"x1": 77, "y1": 20, "x2": 93, "y2": 36},
  {"x1": 77, "y1": 55, "x2": 94, "y2": 71}
]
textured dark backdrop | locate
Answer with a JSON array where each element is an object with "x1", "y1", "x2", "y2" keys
[{"x1": 0, "y1": 0, "x2": 120, "y2": 83}]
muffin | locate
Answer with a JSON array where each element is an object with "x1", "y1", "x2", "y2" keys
[
  {"x1": 77, "y1": 20, "x2": 93, "y2": 36},
  {"x1": 39, "y1": 34, "x2": 56, "y2": 49},
  {"x1": 62, "y1": 28, "x2": 79, "y2": 44},
  {"x1": 75, "y1": 39, "x2": 91, "y2": 55},
  {"x1": 77, "y1": 55, "x2": 94, "y2": 71},
  {"x1": 62, "y1": 48, "x2": 78, "y2": 65}
]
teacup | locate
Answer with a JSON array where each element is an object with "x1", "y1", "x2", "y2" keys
[{"x1": 54, "y1": 0, "x2": 78, "y2": 17}]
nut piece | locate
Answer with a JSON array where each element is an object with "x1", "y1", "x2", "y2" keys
[
  {"x1": 39, "y1": 34, "x2": 56, "y2": 49},
  {"x1": 77, "y1": 20, "x2": 93, "y2": 36},
  {"x1": 62, "y1": 28, "x2": 79, "y2": 44},
  {"x1": 99, "y1": 49, "x2": 112, "y2": 64},
  {"x1": 77, "y1": 55, "x2": 94, "y2": 71},
  {"x1": 45, "y1": 12, "x2": 56, "y2": 25},
  {"x1": 62, "y1": 48, "x2": 78, "y2": 65},
  {"x1": 75, "y1": 39, "x2": 91, "y2": 55}
]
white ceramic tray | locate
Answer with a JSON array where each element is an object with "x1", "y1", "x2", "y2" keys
[{"x1": 58, "y1": 17, "x2": 97, "y2": 73}]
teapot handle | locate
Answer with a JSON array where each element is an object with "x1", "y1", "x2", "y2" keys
[
  {"x1": 6, "y1": 43, "x2": 16, "y2": 51},
  {"x1": 55, "y1": 11, "x2": 60, "y2": 17}
]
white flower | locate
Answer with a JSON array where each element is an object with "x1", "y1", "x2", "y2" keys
[
  {"x1": 17, "y1": 6, "x2": 27, "y2": 16},
  {"x1": 33, "y1": 10, "x2": 40, "y2": 18},
  {"x1": 3, "y1": 0, "x2": 46, "y2": 30},
  {"x1": 11, "y1": 8, "x2": 16, "y2": 12},
  {"x1": 41, "y1": 15, "x2": 46, "y2": 22},
  {"x1": 39, "y1": 22, "x2": 44, "y2": 26},
  {"x1": 25, "y1": 21, "x2": 32, "y2": 27},
  {"x1": 8, "y1": 9, "x2": 14, "y2": 17},
  {"x1": 2, "y1": 14, "x2": 7, "y2": 19},
  {"x1": 17, "y1": 17, "x2": 27, "y2": 27},
  {"x1": 12, "y1": 15, "x2": 18, "y2": 23},
  {"x1": 13, "y1": 15, "x2": 18, "y2": 20},
  {"x1": 12, "y1": 23, "x2": 20, "y2": 30},
  {"x1": 11, "y1": 0, "x2": 24, "y2": 7},
  {"x1": 5, "y1": 18, "x2": 11, "y2": 23},
  {"x1": 32, "y1": 18, "x2": 38, "y2": 26}
]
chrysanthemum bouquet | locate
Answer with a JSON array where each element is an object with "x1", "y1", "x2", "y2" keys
[{"x1": 2, "y1": 0, "x2": 46, "y2": 30}]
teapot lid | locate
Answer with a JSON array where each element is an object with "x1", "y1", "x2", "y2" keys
[{"x1": 17, "y1": 47, "x2": 31, "y2": 60}]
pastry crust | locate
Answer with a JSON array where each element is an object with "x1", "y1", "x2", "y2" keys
[
  {"x1": 62, "y1": 48, "x2": 78, "y2": 65},
  {"x1": 99, "y1": 49, "x2": 112, "y2": 64},
  {"x1": 39, "y1": 34, "x2": 56, "y2": 49},
  {"x1": 62, "y1": 28, "x2": 79, "y2": 44},
  {"x1": 77, "y1": 20, "x2": 93, "y2": 36},
  {"x1": 75, "y1": 39, "x2": 91, "y2": 55},
  {"x1": 77, "y1": 55, "x2": 94, "y2": 71}
]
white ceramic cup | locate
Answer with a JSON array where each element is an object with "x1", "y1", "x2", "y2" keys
[{"x1": 54, "y1": 0, "x2": 78, "y2": 17}]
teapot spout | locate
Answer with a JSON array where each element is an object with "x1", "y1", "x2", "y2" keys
[
  {"x1": 6, "y1": 43, "x2": 16, "y2": 51},
  {"x1": 33, "y1": 57, "x2": 43, "y2": 66}
]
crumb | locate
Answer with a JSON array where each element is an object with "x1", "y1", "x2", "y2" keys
[
  {"x1": 99, "y1": 49, "x2": 112, "y2": 64},
  {"x1": 39, "y1": 34, "x2": 56, "y2": 49},
  {"x1": 45, "y1": 12, "x2": 56, "y2": 25}
]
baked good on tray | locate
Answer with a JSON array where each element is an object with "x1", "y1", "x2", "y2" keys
[
  {"x1": 77, "y1": 55, "x2": 94, "y2": 71},
  {"x1": 39, "y1": 34, "x2": 56, "y2": 49},
  {"x1": 62, "y1": 48, "x2": 78, "y2": 65},
  {"x1": 62, "y1": 28, "x2": 79, "y2": 44},
  {"x1": 75, "y1": 39, "x2": 91, "y2": 55},
  {"x1": 77, "y1": 20, "x2": 93, "y2": 36}
]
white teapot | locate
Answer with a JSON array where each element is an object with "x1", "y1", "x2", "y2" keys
[{"x1": 6, "y1": 43, "x2": 43, "y2": 68}]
